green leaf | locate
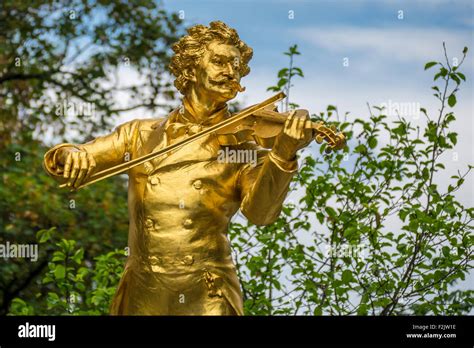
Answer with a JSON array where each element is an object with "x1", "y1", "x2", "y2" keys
[
  {"x1": 289, "y1": 44, "x2": 300, "y2": 55},
  {"x1": 54, "y1": 265, "x2": 66, "y2": 279},
  {"x1": 343, "y1": 226, "x2": 357, "y2": 240},
  {"x1": 450, "y1": 73, "x2": 461, "y2": 85},
  {"x1": 37, "y1": 228, "x2": 55, "y2": 243},
  {"x1": 447, "y1": 132, "x2": 457, "y2": 146},
  {"x1": 325, "y1": 206, "x2": 337, "y2": 219},
  {"x1": 448, "y1": 94, "x2": 456, "y2": 107},
  {"x1": 316, "y1": 212, "x2": 325, "y2": 224},
  {"x1": 434, "y1": 67, "x2": 448, "y2": 81},
  {"x1": 266, "y1": 86, "x2": 280, "y2": 92},
  {"x1": 72, "y1": 249, "x2": 84, "y2": 265},
  {"x1": 278, "y1": 68, "x2": 289, "y2": 78},
  {"x1": 442, "y1": 246, "x2": 450, "y2": 258},
  {"x1": 399, "y1": 209, "x2": 409, "y2": 222},
  {"x1": 42, "y1": 276, "x2": 54, "y2": 284},
  {"x1": 357, "y1": 303, "x2": 368, "y2": 315},
  {"x1": 445, "y1": 113, "x2": 455, "y2": 123},
  {"x1": 354, "y1": 144, "x2": 367, "y2": 154},
  {"x1": 424, "y1": 61, "x2": 437, "y2": 70},
  {"x1": 76, "y1": 282, "x2": 86, "y2": 292},
  {"x1": 47, "y1": 292, "x2": 60, "y2": 306},
  {"x1": 368, "y1": 137, "x2": 378, "y2": 149},
  {"x1": 341, "y1": 270, "x2": 353, "y2": 284},
  {"x1": 293, "y1": 67, "x2": 304, "y2": 77},
  {"x1": 51, "y1": 251, "x2": 66, "y2": 262},
  {"x1": 277, "y1": 78, "x2": 288, "y2": 88}
]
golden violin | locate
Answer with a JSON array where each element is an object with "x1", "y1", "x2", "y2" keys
[
  {"x1": 60, "y1": 92, "x2": 346, "y2": 190},
  {"x1": 216, "y1": 106, "x2": 346, "y2": 151}
]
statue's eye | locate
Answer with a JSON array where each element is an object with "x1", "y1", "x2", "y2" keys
[{"x1": 213, "y1": 58, "x2": 223, "y2": 65}]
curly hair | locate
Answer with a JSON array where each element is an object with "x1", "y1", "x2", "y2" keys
[{"x1": 169, "y1": 21, "x2": 253, "y2": 95}]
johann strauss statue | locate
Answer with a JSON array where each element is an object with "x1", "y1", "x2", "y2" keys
[{"x1": 43, "y1": 21, "x2": 338, "y2": 315}]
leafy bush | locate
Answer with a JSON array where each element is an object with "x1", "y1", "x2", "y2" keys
[
  {"x1": 9, "y1": 227, "x2": 125, "y2": 315},
  {"x1": 229, "y1": 44, "x2": 473, "y2": 315},
  {"x1": 1, "y1": 139, "x2": 129, "y2": 314}
]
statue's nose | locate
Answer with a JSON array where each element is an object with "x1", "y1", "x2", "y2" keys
[{"x1": 224, "y1": 62, "x2": 237, "y2": 78}]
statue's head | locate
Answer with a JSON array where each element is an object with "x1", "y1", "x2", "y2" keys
[{"x1": 169, "y1": 21, "x2": 253, "y2": 103}]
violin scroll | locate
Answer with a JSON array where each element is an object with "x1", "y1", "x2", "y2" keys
[{"x1": 312, "y1": 120, "x2": 346, "y2": 153}]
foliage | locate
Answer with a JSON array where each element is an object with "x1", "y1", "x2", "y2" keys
[
  {"x1": 229, "y1": 44, "x2": 473, "y2": 315},
  {"x1": 267, "y1": 44, "x2": 303, "y2": 112},
  {"x1": 9, "y1": 227, "x2": 125, "y2": 315},
  {"x1": 0, "y1": 0, "x2": 183, "y2": 315},
  {"x1": 0, "y1": 0, "x2": 183, "y2": 143},
  {"x1": 0, "y1": 139, "x2": 129, "y2": 314}
]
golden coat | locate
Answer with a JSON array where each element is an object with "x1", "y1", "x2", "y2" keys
[{"x1": 44, "y1": 105, "x2": 297, "y2": 315}]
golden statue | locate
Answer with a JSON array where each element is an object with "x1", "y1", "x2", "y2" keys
[{"x1": 43, "y1": 21, "x2": 345, "y2": 315}]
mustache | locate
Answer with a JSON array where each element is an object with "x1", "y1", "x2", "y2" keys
[{"x1": 209, "y1": 77, "x2": 246, "y2": 92}]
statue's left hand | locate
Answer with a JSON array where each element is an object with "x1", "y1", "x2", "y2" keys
[{"x1": 271, "y1": 110, "x2": 313, "y2": 161}]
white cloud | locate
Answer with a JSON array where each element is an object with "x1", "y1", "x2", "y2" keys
[{"x1": 291, "y1": 26, "x2": 472, "y2": 63}]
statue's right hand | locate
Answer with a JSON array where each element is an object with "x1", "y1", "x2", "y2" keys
[{"x1": 59, "y1": 148, "x2": 96, "y2": 188}]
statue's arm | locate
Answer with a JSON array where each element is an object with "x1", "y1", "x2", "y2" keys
[
  {"x1": 43, "y1": 120, "x2": 138, "y2": 186},
  {"x1": 237, "y1": 148, "x2": 298, "y2": 226}
]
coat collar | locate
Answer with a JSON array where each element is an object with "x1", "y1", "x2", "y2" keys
[{"x1": 140, "y1": 100, "x2": 228, "y2": 175}]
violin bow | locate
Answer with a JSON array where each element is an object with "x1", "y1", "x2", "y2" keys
[{"x1": 60, "y1": 91, "x2": 286, "y2": 190}]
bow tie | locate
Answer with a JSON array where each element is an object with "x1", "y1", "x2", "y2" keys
[{"x1": 164, "y1": 101, "x2": 229, "y2": 144}]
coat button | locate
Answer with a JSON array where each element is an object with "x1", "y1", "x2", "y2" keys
[
  {"x1": 183, "y1": 218, "x2": 193, "y2": 229},
  {"x1": 182, "y1": 255, "x2": 194, "y2": 266},
  {"x1": 149, "y1": 256, "x2": 160, "y2": 265},
  {"x1": 145, "y1": 218, "x2": 154, "y2": 228},
  {"x1": 192, "y1": 180, "x2": 202, "y2": 190},
  {"x1": 149, "y1": 176, "x2": 159, "y2": 185}
]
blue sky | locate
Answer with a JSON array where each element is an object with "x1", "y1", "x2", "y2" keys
[{"x1": 160, "y1": 0, "x2": 473, "y2": 103}]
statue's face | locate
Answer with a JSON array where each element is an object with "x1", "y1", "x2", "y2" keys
[{"x1": 191, "y1": 41, "x2": 242, "y2": 103}]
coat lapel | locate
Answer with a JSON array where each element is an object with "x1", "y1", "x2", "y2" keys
[{"x1": 138, "y1": 117, "x2": 168, "y2": 175}]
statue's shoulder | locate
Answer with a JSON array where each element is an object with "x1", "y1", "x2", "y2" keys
[{"x1": 118, "y1": 116, "x2": 169, "y2": 133}]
